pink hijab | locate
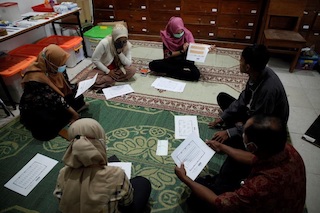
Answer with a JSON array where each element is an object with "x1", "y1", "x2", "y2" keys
[{"x1": 160, "y1": 16, "x2": 194, "y2": 52}]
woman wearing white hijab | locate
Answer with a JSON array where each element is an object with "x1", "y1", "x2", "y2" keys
[
  {"x1": 53, "y1": 118, "x2": 151, "y2": 213},
  {"x1": 89, "y1": 24, "x2": 136, "y2": 89}
]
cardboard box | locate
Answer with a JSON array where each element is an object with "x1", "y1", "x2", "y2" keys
[{"x1": 97, "y1": 21, "x2": 127, "y2": 28}]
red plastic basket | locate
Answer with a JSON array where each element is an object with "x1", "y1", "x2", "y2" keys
[{"x1": 31, "y1": 4, "x2": 54, "y2": 12}]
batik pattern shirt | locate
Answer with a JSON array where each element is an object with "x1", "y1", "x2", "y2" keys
[
  {"x1": 19, "y1": 81, "x2": 69, "y2": 112},
  {"x1": 214, "y1": 144, "x2": 306, "y2": 213}
]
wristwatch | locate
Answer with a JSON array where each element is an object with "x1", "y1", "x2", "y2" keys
[{"x1": 180, "y1": 49, "x2": 184, "y2": 54}]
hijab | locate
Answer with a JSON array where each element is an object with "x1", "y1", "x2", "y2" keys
[
  {"x1": 107, "y1": 23, "x2": 132, "y2": 73},
  {"x1": 22, "y1": 44, "x2": 72, "y2": 96},
  {"x1": 57, "y1": 118, "x2": 125, "y2": 213},
  {"x1": 160, "y1": 16, "x2": 195, "y2": 52}
]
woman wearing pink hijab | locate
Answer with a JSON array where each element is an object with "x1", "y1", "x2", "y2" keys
[{"x1": 148, "y1": 17, "x2": 200, "y2": 81}]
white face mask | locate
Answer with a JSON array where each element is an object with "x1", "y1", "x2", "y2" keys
[
  {"x1": 173, "y1": 31, "x2": 184, "y2": 38},
  {"x1": 243, "y1": 141, "x2": 258, "y2": 153}
]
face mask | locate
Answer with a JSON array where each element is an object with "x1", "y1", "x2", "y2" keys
[
  {"x1": 243, "y1": 142, "x2": 258, "y2": 153},
  {"x1": 57, "y1": 64, "x2": 66, "y2": 73},
  {"x1": 173, "y1": 31, "x2": 184, "y2": 38},
  {"x1": 42, "y1": 51, "x2": 66, "y2": 73},
  {"x1": 114, "y1": 39, "x2": 127, "y2": 49}
]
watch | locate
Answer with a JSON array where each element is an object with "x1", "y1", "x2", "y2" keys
[{"x1": 180, "y1": 49, "x2": 184, "y2": 54}]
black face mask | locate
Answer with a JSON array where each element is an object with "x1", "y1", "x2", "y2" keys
[{"x1": 114, "y1": 40, "x2": 127, "y2": 49}]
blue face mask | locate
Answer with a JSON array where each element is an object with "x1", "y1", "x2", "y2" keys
[
  {"x1": 42, "y1": 51, "x2": 66, "y2": 73},
  {"x1": 57, "y1": 64, "x2": 67, "y2": 73},
  {"x1": 173, "y1": 31, "x2": 184, "y2": 38}
]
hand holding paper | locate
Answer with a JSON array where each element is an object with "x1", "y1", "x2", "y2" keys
[
  {"x1": 186, "y1": 43, "x2": 211, "y2": 63},
  {"x1": 171, "y1": 133, "x2": 215, "y2": 180},
  {"x1": 75, "y1": 73, "x2": 98, "y2": 98}
]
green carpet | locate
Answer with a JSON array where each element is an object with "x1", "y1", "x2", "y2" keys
[{"x1": 0, "y1": 98, "x2": 225, "y2": 213}]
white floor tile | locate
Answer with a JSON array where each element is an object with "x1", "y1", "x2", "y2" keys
[
  {"x1": 285, "y1": 86, "x2": 313, "y2": 108},
  {"x1": 288, "y1": 106, "x2": 318, "y2": 134},
  {"x1": 303, "y1": 88, "x2": 320, "y2": 110}
]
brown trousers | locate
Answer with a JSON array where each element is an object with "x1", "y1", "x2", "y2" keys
[{"x1": 87, "y1": 65, "x2": 136, "y2": 89}]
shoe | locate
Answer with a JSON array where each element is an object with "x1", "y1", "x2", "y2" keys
[{"x1": 77, "y1": 102, "x2": 89, "y2": 113}]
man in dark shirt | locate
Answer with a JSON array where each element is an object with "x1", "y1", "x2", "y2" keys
[{"x1": 206, "y1": 44, "x2": 290, "y2": 194}]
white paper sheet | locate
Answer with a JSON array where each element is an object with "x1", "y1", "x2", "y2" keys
[
  {"x1": 102, "y1": 84, "x2": 134, "y2": 99},
  {"x1": 156, "y1": 140, "x2": 168, "y2": 156},
  {"x1": 108, "y1": 162, "x2": 132, "y2": 179},
  {"x1": 75, "y1": 73, "x2": 98, "y2": 98},
  {"x1": 151, "y1": 77, "x2": 186, "y2": 92},
  {"x1": 174, "y1": 115, "x2": 200, "y2": 139},
  {"x1": 171, "y1": 133, "x2": 215, "y2": 180},
  {"x1": 186, "y1": 43, "x2": 211, "y2": 63},
  {"x1": 4, "y1": 153, "x2": 58, "y2": 196}
]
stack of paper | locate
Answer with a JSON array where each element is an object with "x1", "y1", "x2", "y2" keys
[{"x1": 151, "y1": 77, "x2": 186, "y2": 92}]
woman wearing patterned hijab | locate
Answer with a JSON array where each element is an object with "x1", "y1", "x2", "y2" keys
[
  {"x1": 53, "y1": 118, "x2": 151, "y2": 213},
  {"x1": 148, "y1": 16, "x2": 201, "y2": 81},
  {"x1": 90, "y1": 23, "x2": 136, "y2": 89},
  {"x1": 19, "y1": 44, "x2": 85, "y2": 141}
]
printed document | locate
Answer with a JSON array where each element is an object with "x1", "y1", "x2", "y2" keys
[
  {"x1": 103, "y1": 84, "x2": 134, "y2": 99},
  {"x1": 186, "y1": 43, "x2": 211, "y2": 63},
  {"x1": 75, "y1": 73, "x2": 98, "y2": 98},
  {"x1": 174, "y1": 115, "x2": 199, "y2": 139},
  {"x1": 108, "y1": 162, "x2": 132, "y2": 179},
  {"x1": 171, "y1": 133, "x2": 215, "y2": 180},
  {"x1": 151, "y1": 77, "x2": 186, "y2": 92},
  {"x1": 4, "y1": 153, "x2": 58, "y2": 196},
  {"x1": 156, "y1": 140, "x2": 168, "y2": 156}
]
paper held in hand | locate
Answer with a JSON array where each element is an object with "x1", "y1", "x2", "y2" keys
[
  {"x1": 171, "y1": 132, "x2": 215, "y2": 180},
  {"x1": 186, "y1": 43, "x2": 211, "y2": 63},
  {"x1": 75, "y1": 73, "x2": 98, "y2": 98}
]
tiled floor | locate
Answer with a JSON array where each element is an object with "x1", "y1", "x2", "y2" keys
[{"x1": 0, "y1": 46, "x2": 319, "y2": 213}]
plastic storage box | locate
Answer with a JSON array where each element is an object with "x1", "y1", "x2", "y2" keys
[
  {"x1": 296, "y1": 54, "x2": 319, "y2": 70},
  {"x1": 31, "y1": 3, "x2": 54, "y2": 12},
  {"x1": 0, "y1": 55, "x2": 36, "y2": 103},
  {"x1": 8, "y1": 44, "x2": 48, "y2": 57},
  {"x1": 0, "y1": 2, "x2": 21, "y2": 22},
  {"x1": 36, "y1": 35, "x2": 84, "y2": 67},
  {"x1": 84, "y1": 26, "x2": 113, "y2": 57}
]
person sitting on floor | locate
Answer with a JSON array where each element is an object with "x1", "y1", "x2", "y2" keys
[
  {"x1": 89, "y1": 23, "x2": 136, "y2": 89},
  {"x1": 53, "y1": 118, "x2": 151, "y2": 213},
  {"x1": 205, "y1": 44, "x2": 290, "y2": 195},
  {"x1": 19, "y1": 44, "x2": 88, "y2": 141},
  {"x1": 175, "y1": 115, "x2": 306, "y2": 213},
  {"x1": 149, "y1": 16, "x2": 214, "y2": 81}
]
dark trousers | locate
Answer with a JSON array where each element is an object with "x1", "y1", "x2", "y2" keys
[
  {"x1": 187, "y1": 92, "x2": 251, "y2": 210},
  {"x1": 121, "y1": 176, "x2": 151, "y2": 213},
  {"x1": 149, "y1": 58, "x2": 200, "y2": 81}
]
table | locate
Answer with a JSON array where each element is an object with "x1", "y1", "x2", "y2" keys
[{"x1": 0, "y1": 8, "x2": 88, "y2": 109}]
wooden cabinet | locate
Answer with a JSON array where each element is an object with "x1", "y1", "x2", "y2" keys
[
  {"x1": 92, "y1": 0, "x2": 115, "y2": 24},
  {"x1": 217, "y1": 0, "x2": 262, "y2": 42},
  {"x1": 181, "y1": 0, "x2": 218, "y2": 40},
  {"x1": 92, "y1": 0, "x2": 264, "y2": 47},
  {"x1": 299, "y1": 0, "x2": 320, "y2": 53},
  {"x1": 114, "y1": 0, "x2": 148, "y2": 34}
]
